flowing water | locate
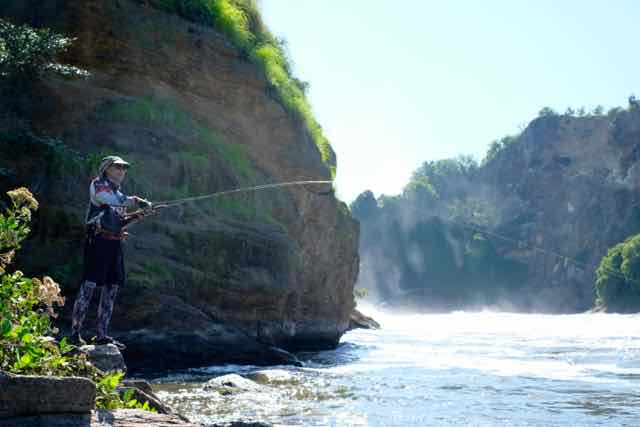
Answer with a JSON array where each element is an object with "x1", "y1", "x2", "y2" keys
[{"x1": 153, "y1": 308, "x2": 640, "y2": 426}]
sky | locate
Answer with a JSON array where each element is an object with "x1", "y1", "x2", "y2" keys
[{"x1": 260, "y1": 1, "x2": 640, "y2": 203}]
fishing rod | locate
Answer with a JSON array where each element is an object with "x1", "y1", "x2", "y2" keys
[
  {"x1": 151, "y1": 180, "x2": 333, "y2": 209},
  {"x1": 121, "y1": 179, "x2": 333, "y2": 225}
]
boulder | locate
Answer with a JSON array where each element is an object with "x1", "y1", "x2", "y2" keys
[
  {"x1": 80, "y1": 343, "x2": 127, "y2": 373},
  {"x1": 203, "y1": 374, "x2": 263, "y2": 394},
  {"x1": 349, "y1": 309, "x2": 381, "y2": 330},
  {"x1": 0, "y1": 372, "x2": 95, "y2": 419},
  {"x1": 121, "y1": 379, "x2": 154, "y2": 395},
  {"x1": 94, "y1": 408, "x2": 201, "y2": 426},
  {"x1": 117, "y1": 386, "x2": 177, "y2": 416},
  {"x1": 206, "y1": 423, "x2": 272, "y2": 427}
]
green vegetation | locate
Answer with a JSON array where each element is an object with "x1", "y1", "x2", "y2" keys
[
  {"x1": 145, "y1": 0, "x2": 334, "y2": 175},
  {"x1": 0, "y1": 131, "x2": 86, "y2": 178},
  {"x1": 0, "y1": 188, "x2": 152, "y2": 410},
  {"x1": 0, "y1": 19, "x2": 88, "y2": 80},
  {"x1": 595, "y1": 234, "x2": 640, "y2": 311},
  {"x1": 408, "y1": 155, "x2": 478, "y2": 200},
  {"x1": 99, "y1": 97, "x2": 253, "y2": 179},
  {"x1": 483, "y1": 134, "x2": 520, "y2": 165},
  {"x1": 352, "y1": 155, "x2": 525, "y2": 308}
]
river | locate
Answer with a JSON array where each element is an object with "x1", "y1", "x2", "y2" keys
[{"x1": 153, "y1": 308, "x2": 640, "y2": 426}]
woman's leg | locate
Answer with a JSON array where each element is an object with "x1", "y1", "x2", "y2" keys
[
  {"x1": 97, "y1": 284, "x2": 118, "y2": 339},
  {"x1": 70, "y1": 280, "x2": 97, "y2": 336}
]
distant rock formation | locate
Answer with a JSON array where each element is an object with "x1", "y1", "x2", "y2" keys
[{"x1": 354, "y1": 108, "x2": 640, "y2": 313}]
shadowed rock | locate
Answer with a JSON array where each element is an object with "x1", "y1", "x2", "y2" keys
[{"x1": 0, "y1": 372, "x2": 95, "y2": 419}]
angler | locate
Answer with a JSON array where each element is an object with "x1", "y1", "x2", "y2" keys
[
  {"x1": 67, "y1": 155, "x2": 331, "y2": 349},
  {"x1": 69, "y1": 156, "x2": 151, "y2": 349}
]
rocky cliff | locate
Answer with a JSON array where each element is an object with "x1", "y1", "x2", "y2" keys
[
  {"x1": 0, "y1": 0, "x2": 359, "y2": 370},
  {"x1": 354, "y1": 107, "x2": 640, "y2": 313}
]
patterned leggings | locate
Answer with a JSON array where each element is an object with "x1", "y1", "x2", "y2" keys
[{"x1": 71, "y1": 280, "x2": 119, "y2": 339}]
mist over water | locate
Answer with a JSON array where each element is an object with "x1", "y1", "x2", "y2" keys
[{"x1": 154, "y1": 307, "x2": 640, "y2": 426}]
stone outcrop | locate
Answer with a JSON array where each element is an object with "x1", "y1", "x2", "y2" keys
[
  {"x1": 476, "y1": 111, "x2": 640, "y2": 311},
  {"x1": 81, "y1": 343, "x2": 127, "y2": 373},
  {"x1": 349, "y1": 308, "x2": 381, "y2": 330},
  {"x1": 203, "y1": 374, "x2": 264, "y2": 394},
  {"x1": 0, "y1": 0, "x2": 359, "y2": 370},
  {"x1": 5, "y1": 409, "x2": 204, "y2": 427},
  {"x1": 0, "y1": 372, "x2": 96, "y2": 419}
]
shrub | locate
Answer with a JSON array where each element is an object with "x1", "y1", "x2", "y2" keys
[
  {"x1": 0, "y1": 19, "x2": 88, "y2": 80},
  {"x1": 595, "y1": 234, "x2": 640, "y2": 311},
  {"x1": 0, "y1": 188, "x2": 152, "y2": 410}
]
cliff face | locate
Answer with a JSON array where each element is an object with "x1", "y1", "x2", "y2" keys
[
  {"x1": 480, "y1": 110, "x2": 640, "y2": 311},
  {"x1": 354, "y1": 108, "x2": 640, "y2": 313},
  {"x1": 0, "y1": 0, "x2": 359, "y2": 369}
]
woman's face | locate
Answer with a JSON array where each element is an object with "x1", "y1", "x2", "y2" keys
[{"x1": 105, "y1": 164, "x2": 127, "y2": 184}]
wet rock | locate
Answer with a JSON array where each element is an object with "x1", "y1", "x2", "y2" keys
[
  {"x1": 349, "y1": 309, "x2": 381, "y2": 330},
  {"x1": 93, "y1": 408, "x2": 202, "y2": 426},
  {"x1": 0, "y1": 372, "x2": 95, "y2": 419},
  {"x1": 203, "y1": 374, "x2": 263, "y2": 394},
  {"x1": 6, "y1": 409, "x2": 202, "y2": 426},
  {"x1": 81, "y1": 343, "x2": 127, "y2": 373},
  {"x1": 121, "y1": 379, "x2": 154, "y2": 395},
  {"x1": 244, "y1": 372, "x2": 270, "y2": 384},
  {"x1": 206, "y1": 422, "x2": 272, "y2": 427},
  {"x1": 245, "y1": 369, "x2": 296, "y2": 386},
  {"x1": 117, "y1": 386, "x2": 176, "y2": 415}
]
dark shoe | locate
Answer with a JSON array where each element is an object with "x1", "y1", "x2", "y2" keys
[
  {"x1": 93, "y1": 336, "x2": 126, "y2": 350},
  {"x1": 68, "y1": 332, "x2": 86, "y2": 346}
]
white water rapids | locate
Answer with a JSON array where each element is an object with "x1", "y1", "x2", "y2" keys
[{"x1": 153, "y1": 308, "x2": 640, "y2": 426}]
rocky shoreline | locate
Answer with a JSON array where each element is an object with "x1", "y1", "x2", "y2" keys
[
  {"x1": 2, "y1": 311, "x2": 378, "y2": 426},
  {"x1": 0, "y1": 345, "x2": 266, "y2": 427}
]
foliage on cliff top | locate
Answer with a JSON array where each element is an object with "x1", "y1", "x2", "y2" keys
[
  {"x1": 148, "y1": 0, "x2": 334, "y2": 176},
  {"x1": 595, "y1": 234, "x2": 640, "y2": 312}
]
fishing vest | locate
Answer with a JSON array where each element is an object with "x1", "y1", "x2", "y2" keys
[{"x1": 85, "y1": 177, "x2": 132, "y2": 234}]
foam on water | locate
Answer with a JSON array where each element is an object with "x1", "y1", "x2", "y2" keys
[{"x1": 154, "y1": 309, "x2": 640, "y2": 426}]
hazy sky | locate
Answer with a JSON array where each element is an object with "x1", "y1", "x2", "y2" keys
[{"x1": 261, "y1": 1, "x2": 640, "y2": 202}]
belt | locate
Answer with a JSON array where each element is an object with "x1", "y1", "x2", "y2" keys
[{"x1": 98, "y1": 230, "x2": 127, "y2": 241}]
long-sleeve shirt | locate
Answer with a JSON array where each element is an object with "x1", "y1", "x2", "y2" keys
[{"x1": 85, "y1": 177, "x2": 136, "y2": 231}]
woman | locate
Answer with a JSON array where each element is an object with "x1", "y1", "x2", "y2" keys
[{"x1": 69, "y1": 156, "x2": 150, "y2": 349}]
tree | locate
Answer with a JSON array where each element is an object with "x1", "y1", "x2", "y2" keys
[
  {"x1": 538, "y1": 107, "x2": 558, "y2": 117},
  {"x1": 607, "y1": 106, "x2": 623, "y2": 119},
  {"x1": 350, "y1": 190, "x2": 379, "y2": 222},
  {"x1": 482, "y1": 134, "x2": 520, "y2": 165},
  {"x1": 592, "y1": 105, "x2": 604, "y2": 116},
  {"x1": 402, "y1": 176, "x2": 438, "y2": 210},
  {"x1": 629, "y1": 94, "x2": 639, "y2": 110},
  {"x1": 595, "y1": 234, "x2": 640, "y2": 311},
  {"x1": 564, "y1": 107, "x2": 575, "y2": 116},
  {"x1": 0, "y1": 19, "x2": 88, "y2": 81}
]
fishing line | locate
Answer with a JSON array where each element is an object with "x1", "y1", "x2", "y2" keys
[{"x1": 153, "y1": 180, "x2": 333, "y2": 208}]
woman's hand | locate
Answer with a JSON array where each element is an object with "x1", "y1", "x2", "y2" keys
[{"x1": 134, "y1": 196, "x2": 152, "y2": 208}]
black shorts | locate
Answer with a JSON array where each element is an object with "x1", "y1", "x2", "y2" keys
[{"x1": 82, "y1": 235, "x2": 125, "y2": 287}]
